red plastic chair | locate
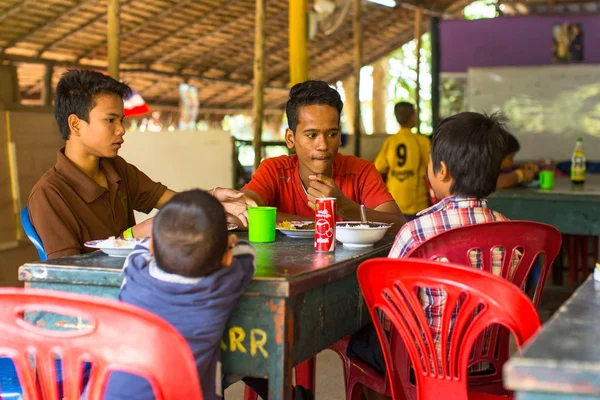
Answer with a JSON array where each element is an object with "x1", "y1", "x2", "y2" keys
[
  {"x1": 357, "y1": 258, "x2": 541, "y2": 400},
  {"x1": 0, "y1": 288, "x2": 203, "y2": 400},
  {"x1": 343, "y1": 221, "x2": 560, "y2": 400}
]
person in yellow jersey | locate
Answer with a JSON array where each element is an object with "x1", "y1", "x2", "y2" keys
[{"x1": 374, "y1": 102, "x2": 430, "y2": 221}]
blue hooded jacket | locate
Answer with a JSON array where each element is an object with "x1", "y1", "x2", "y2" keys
[{"x1": 102, "y1": 241, "x2": 256, "y2": 400}]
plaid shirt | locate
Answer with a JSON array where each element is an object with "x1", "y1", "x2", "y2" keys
[{"x1": 388, "y1": 195, "x2": 517, "y2": 373}]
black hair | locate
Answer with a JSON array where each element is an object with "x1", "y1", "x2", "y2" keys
[
  {"x1": 285, "y1": 80, "x2": 343, "y2": 132},
  {"x1": 394, "y1": 102, "x2": 415, "y2": 125},
  {"x1": 152, "y1": 190, "x2": 229, "y2": 278},
  {"x1": 504, "y1": 133, "x2": 521, "y2": 157},
  {"x1": 54, "y1": 69, "x2": 132, "y2": 140},
  {"x1": 431, "y1": 112, "x2": 509, "y2": 199}
]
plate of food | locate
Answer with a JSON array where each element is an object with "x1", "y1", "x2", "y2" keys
[
  {"x1": 276, "y1": 221, "x2": 315, "y2": 238},
  {"x1": 84, "y1": 237, "x2": 144, "y2": 257}
]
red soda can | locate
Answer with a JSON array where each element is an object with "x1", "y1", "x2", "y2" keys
[{"x1": 314, "y1": 197, "x2": 336, "y2": 252}]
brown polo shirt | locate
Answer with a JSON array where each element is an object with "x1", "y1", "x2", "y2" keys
[{"x1": 28, "y1": 148, "x2": 167, "y2": 259}]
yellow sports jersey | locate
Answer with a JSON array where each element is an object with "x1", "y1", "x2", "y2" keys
[{"x1": 374, "y1": 127, "x2": 430, "y2": 215}]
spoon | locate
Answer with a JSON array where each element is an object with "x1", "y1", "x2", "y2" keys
[{"x1": 360, "y1": 204, "x2": 368, "y2": 224}]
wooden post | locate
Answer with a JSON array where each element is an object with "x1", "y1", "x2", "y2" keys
[
  {"x1": 289, "y1": 0, "x2": 308, "y2": 85},
  {"x1": 372, "y1": 59, "x2": 387, "y2": 134},
  {"x1": 414, "y1": 8, "x2": 422, "y2": 134},
  {"x1": 107, "y1": 0, "x2": 120, "y2": 80},
  {"x1": 430, "y1": 16, "x2": 440, "y2": 129},
  {"x1": 253, "y1": 0, "x2": 265, "y2": 173},
  {"x1": 41, "y1": 63, "x2": 53, "y2": 106},
  {"x1": 352, "y1": 0, "x2": 362, "y2": 158}
]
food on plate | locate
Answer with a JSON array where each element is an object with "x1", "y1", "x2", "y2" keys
[
  {"x1": 98, "y1": 236, "x2": 137, "y2": 248},
  {"x1": 337, "y1": 222, "x2": 391, "y2": 228},
  {"x1": 277, "y1": 221, "x2": 315, "y2": 230}
]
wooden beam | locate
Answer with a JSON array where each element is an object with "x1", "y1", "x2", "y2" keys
[
  {"x1": 107, "y1": 0, "x2": 120, "y2": 80},
  {"x1": 353, "y1": 0, "x2": 362, "y2": 157},
  {"x1": 126, "y1": 0, "x2": 239, "y2": 65},
  {"x1": 78, "y1": 0, "x2": 196, "y2": 62},
  {"x1": 206, "y1": 7, "x2": 289, "y2": 78},
  {"x1": 35, "y1": 0, "x2": 136, "y2": 57},
  {"x1": 0, "y1": 55, "x2": 289, "y2": 91},
  {"x1": 399, "y1": 1, "x2": 446, "y2": 17},
  {"x1": 414, "y1": 7, "x2": 422, "y2": 134},
  {"x1": 0, "y1": 0, "x2": 87, "y2": 54},
  {"x1": 179, "y1": 5, "x2": 288, "y2": 74},
  {"x1": 253, "y1": 0, "x2": 265, "y2": 174},
  {"x1": 0, "y1": 0, "x2": 30, "y2": 24},
  {"x1": 148, "y1": 103, "x2": 284, "y2": 115},
  {"x1": 289, "y1": 0, "x2": 308, "y2": 85},
  {"x1": 41, "y1": 63, "x2": 54, "y2": 106},
  {"x1": 322, "y1": 27, "x2": 414, "y2": 83}
]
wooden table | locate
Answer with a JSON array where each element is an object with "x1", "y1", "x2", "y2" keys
[
  {"x1": 19, "y1": 233, "x2": 394, "y2": 400},
  {"x1": 488, "y1": 175, "x2": 600, "y2": 236},
  {"x1": 504, "y1": 276, "x2": 600, "y2": 399}
]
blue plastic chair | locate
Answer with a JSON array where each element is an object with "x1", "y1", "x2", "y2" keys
[{"x1": 20, "y1": 206, "x2": 47, "y2": 261}]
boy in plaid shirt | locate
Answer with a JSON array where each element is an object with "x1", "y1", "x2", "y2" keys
[{"x1": 348, "y1": 112, "x2": 512, "y2": 384}]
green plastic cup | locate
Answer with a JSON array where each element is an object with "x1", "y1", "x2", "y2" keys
[
  {"x1": 248, "y1": 206, "x2": 277, "y2": 243},
  {"x1": 539, "y1": 170, "x2": 555, "y2": 190}
]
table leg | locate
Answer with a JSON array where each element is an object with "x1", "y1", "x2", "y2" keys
[{"x1": 268, "y1": 300, "x2": 294, "y2": 400}]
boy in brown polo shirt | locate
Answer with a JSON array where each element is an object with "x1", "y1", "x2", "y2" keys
[{"x1": 29, "y1": 70, "x2": 255, "y2": 259}]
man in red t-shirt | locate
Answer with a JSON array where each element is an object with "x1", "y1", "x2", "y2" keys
[{"x1": 242, "y1": 80, "x2": 405, "y2": 234}]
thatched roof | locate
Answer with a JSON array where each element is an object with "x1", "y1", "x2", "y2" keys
[{"x1": 0, "y1": 0, "x2": 471, "y2": 114}]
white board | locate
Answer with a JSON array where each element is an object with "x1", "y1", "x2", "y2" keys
[
  {"x1": 468, "y1": 65, "x2": 600, "y2": 161},
  {"x1": 118, "y1": 129, "x2": 233, "y2": 222}
]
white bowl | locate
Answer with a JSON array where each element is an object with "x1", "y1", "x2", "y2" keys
[{"x1": 335, "y1": 222, "x2": 391, "y2": 248}]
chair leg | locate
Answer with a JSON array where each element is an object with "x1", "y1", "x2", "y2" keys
[
  {"x1": 583, "y1": 236, "x2": 590, "y2": 275},
  {"x1": 295, "y1": 357, "x2": 317, "y2": 393},
  {"x1": 347, "y1": 383, "x2": 366, "y2": 400},
  {"x1": 552, "y1": 241, "x2": 564, "y2": 285},
  {"x1": 244, "y1": 386, "x2": 259, "y2": 400},
  {"x1": 594, "y1": 236, "x2": 599, "y2": 271},
  {"x1": 568, "y1": 235, "x2": 577, "y2": 286}
]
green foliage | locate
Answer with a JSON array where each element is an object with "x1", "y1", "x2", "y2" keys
[
  {"x1": 463, "y1": 0, "x2": 498, "y2": 20},
  {"x1": 387, "y1": 32, "x2": 433, "y2": 134}
]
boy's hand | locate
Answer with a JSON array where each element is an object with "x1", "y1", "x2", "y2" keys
[
  {"x1": 212, "y1": 187, "x2": 257, "y2": 226},
  {"x1": 227, "y1": 234, "x2": 238, "y2": 250},
  {"x1": 522, "y1": 162, "x2": 539, "y2": 175},
  {"x1": 306, "y1": 174, "x2": 349, "y2": 210},
  {"x1": 519, "y1": 167, "x2": 536, "y2": 183},
  {"x1": 131, "y1": 217, "x2": 154, "y2": 238}
]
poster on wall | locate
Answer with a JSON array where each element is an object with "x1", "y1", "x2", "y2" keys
[
  {"x1": 179, "y1": 83, "x2": 200, "y2": 130},
  {"x1": 552, "y1": 22, "x2": 583, "y2": 63},
  {"x1": 440, "y1": 73, "x2": 468, "y2": 119}
]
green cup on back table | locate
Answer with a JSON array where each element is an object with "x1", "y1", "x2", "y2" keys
[
  {"x1": 539, "y1": 170, "x2": 555, "y2": 190},
  {"x1": 248, "y1": 206, "x2": 277, "y2": 243}
]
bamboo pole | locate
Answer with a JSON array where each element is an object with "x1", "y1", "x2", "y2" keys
[
  {"x1": 352, "y1": 0, "x2": 362, "y2": 158},
  {"x1": 253, "y1": 0, "x2": 265, "y2": 173},
  {"x1": 107, "y1": 0, "x2": 120, "y2": 80},
  {"x1": 289, "y1": 0, "x2": 308, "y2": 85},
  {"x1": 372, "y1": 60, "x2": 387, "y2": 134},
  {"x1": 414, "y1": 8, "x2": 422, "y2": 134},
  {"x1": 41, "y1": 63, "x2": 53, "y2": 106},
  {"x1": 430, "y1": 16, "x2": 440, "y2": 129}
]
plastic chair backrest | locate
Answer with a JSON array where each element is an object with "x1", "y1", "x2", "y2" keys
[
  {"x1": 357, "y1": 258, "x2": 541, "y2": 400},
  {"x1": 405, "y1": 221, "x2": 562, "y2": 307},
  {"x1": 0, "y1": 288, "x2": 203, "y2": 400},
  {"x1": 20, "y1": 206, "x2": 47, "y2": 261}
]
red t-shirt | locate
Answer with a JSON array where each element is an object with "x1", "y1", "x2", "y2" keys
[{"x1": 243, "y1": 153, "x2": 394, "y2": 218}]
